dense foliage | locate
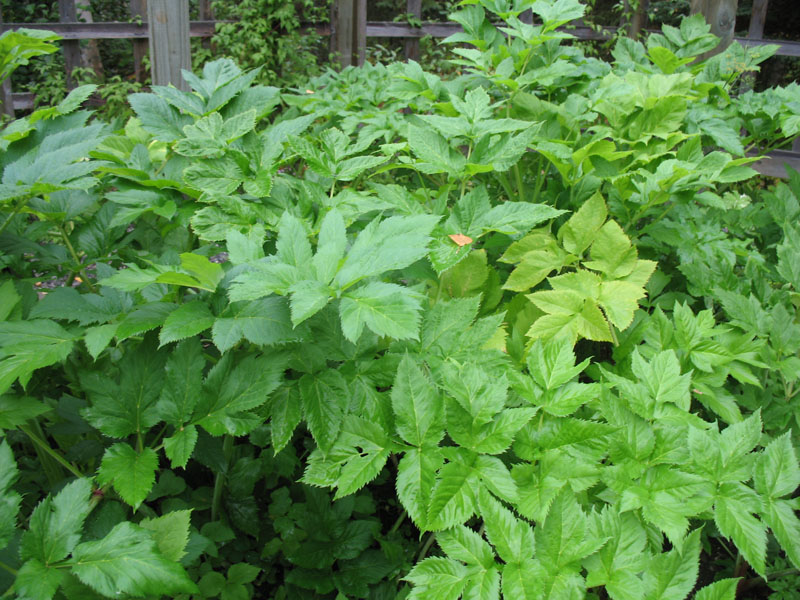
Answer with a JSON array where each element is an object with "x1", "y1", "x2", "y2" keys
[{"x1": 1, "y1": 1, "x2": 800, "y2": 599}]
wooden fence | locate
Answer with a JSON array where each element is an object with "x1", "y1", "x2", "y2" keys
[{"x1": 1, "y1": 0, "x2": 798, "y2": 176}]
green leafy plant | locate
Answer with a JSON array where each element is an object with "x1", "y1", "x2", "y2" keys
[{"x1": 1, "y1": 1, "x2": 800, "y2": 599}]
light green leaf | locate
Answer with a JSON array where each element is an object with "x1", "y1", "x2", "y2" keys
[
  {"x1": 339, "y1": 282, "x2": 423, "y2": 342},
  {"x1": 163, "y1": 425, "x2": 198, "y2": 469},
  {"x1": 289, "y1": 280, "x2": 331, "y2": 327},
  {"x1": 391, "y1": 355, "x2": 444, "y2": 447},
  {"x1": 405, "y1": 556, "x2": 469, "y2": 600},
  {"x1": 438, "y1": 525, "x2": 495, "y2": 569},
  {"x1": 694, "y1": 579, "x2": 739, "y2": 600},
  {"x1": 14, "y1": 559, "x2": 63, "y2": 600},
  {"x1": 334, "y1": 214, "x2": 439, "y2": 288},
  {"x1": 159, "y1": 302, "x2": 215, "y2": 346},
  {"x1": 19, "y1": 478, "x2": 92, "y2": 564},
  {"x1": 754, "y1": 433, "x2": 800, "y2": 499},
  {"x1": 299, "y1": 370, "x2": 350, "y2": 454},
  {"x1": 139, "y1": 509, "x2": 192, "y2": 562},
  {"x1": 478, "y1": 488, "x2": 534, "y2": 564},
  {"x1": 312, "y1": 209, "x2": 347, "y2": 284},
  {"x1": 212, "y1": 297, "x2": 302, "y2": 353},
  {"x1": 714, "y1": 483, "x2": 767, "y2": 576},
  {"x1": 396, "y1": 448, "x2": 442, "y2": 530},
  {"x1": 558, "y1": 192, "x2": 607, "y2": 256},
  {"x1": 501, "y1": 559, "x2": 547, "y2": 600},
  {"x1": 196, "y1": 352, "x2": 285, "y2": 436},
  {"x1": 70, "y1": 522, "x2": 198, "y2": 597},
  {"x1": 642, "y1": 529, "x2": 700, "y2": 600},
  {"x1": 97, "y1": 444, "x2": 158, "y2": 510},
  {"x1": 0, "y1": 395, "x2": 50, "y2": 429},
  {"x1": 761, "y1": 498, "x2": 800, "y2": 570}
]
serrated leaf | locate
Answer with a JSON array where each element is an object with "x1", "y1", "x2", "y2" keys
[
  {"x1": 139, "y1": 509, "x2": 192, "y2": 562},
  {"x1": 0, "y1": 395, "x2": 50, "y2": 429},
  {"x1": 97, "y1": 444, "x2": 158, "y2": 509},
  {"x1": 159, "y1": 301, "x2": 215, "y2": 346},
  {"x1": 438, "y1": 525, "x2": 495, "y2": 569},
  {"x1": 334, "y1": 214, "x2": 439, "y2": 288},
  {"x1": 129, "y1": 94, "x2": 190, "y2": 142},
  {"x1": 163, "y1": 425, "x2": 198, "y2": 469},
  {"x1": 0, "y1": 320, "x2": 80, "y2": 394},
  {"x1": 558, "y1": 192, "x2": 607, "y2": 256},
  {"x1": 196, "y1": 352, "x2": 285, "y2": 436},
  {"x1": 478, "y1": 488, "x2": 534, "y2": 564},
  {"x1": 14, "y1": 559, "x2": 63, "y2": 600},
  {"x1": 84, "y1": 324, "x2": 118, "y2": 360},
  {"x1": 694, "y1": 579, "x2": 739, "y2": 600},
  {"x1": 212, "y1": 297, "x2": 302, "y2": 353},
  {"x1": 397, "y1": 448, "x2": 442, "y2": 530},
  {"x1": 299, "y1": 369, "x2": 350, "y2": 455},
  {"x1": 761, "y1": 498, "x2": 800, "y2": 569},
  {"x1": 19, "y1": 478, "x2": 92, "y2": 564},
  {"x1": 584, "y1": 220, "x2": 638, "y2": 278},
  {"x1": 642, "y1": 529, "x2": 701, "y2": 600},
  {"x1": 392, "y1": 355, "x2": 444, "y2": 447},
  {"x1": 339, "y1": 282, "x2": 423, "y2": 342},
  {"x1": 501, "y1": 559, "x2": 547, "y2": 600},
  {"x1": 289, "y1": 279, "x2": 331, "y2": 326},
  {"x1": 269, "y1": 384, "x2": 302, "y2": 454},
  {"x1": 405, "y1": 556, "x2": 469, "y2": 600},
  {"x1": 754, "y1": 433, "x2": 800, "y2": 499},
  {"x1": 70, "y1": 522, "x2": 198, "y2": 596},
  {"x1": 714, "y1": 483, "x2": 767, "y2": 576}
]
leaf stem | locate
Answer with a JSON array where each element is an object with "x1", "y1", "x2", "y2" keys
[
  {"x1": 0, "y1": 196, "x2": 29, "y2": 236},
  {"x1": 0, "y1": 560, "x2": 17, "y2": 576},
  {"x1": 416, "y1": 532, "x2": 437, "y2": 562},
  {"x1": 211, "y1": 435, "x2": 234, "y2": 522},
  {"x1": 58, "y1": 223, "x2": 97, "y2": 293},
  {"x1": 19, "y1": 423, "x2": 84, "y2": 479},
  {"x1": 389, "y1": 510, "x2": 407, "y2": 534}
]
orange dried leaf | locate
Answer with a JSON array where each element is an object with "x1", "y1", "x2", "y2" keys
[{"x1": 448, "y1": 233, "x2": 473, "y2": 247}]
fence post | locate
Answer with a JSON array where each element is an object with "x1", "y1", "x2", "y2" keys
[
  {"x1": 58, "y1": 0, "x2": 83, "y2": 89},
  {"x1": 748, "y1": 0, "x2": 768, "y2": 39},
  {"x1": 0, "y1": 6, "x2": 14, "y2": 119},
  {"x1": 331, "y1": 0, "x2": 365, "y2": 68},
  {"x1": 404, "y1": 0, "x2": 422, "y2": 62},
  {"x1": 130, "y1": 0, "x2": 148, "y2": 83},
  {"x1": 690, "y1": 0, "x2": 738, "y2": 58},
  {"x1": 147, "y1": 0, "x2": 191, "y2": 90}
]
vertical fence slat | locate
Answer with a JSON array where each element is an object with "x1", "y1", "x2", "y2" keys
[
  {"x1": 333, "y1": 0, "x2": 354, "y2": 67},
  {"x1": 355, "y1": 0, "x2": 366, "y2": 66},
  {"x1": 748, "y1": 0, "x2": 769, "y2": 39},
  {"x1": 58, "y1": 0, "x2": 83, "y2": 89},
  {"x1": 0, "y1": 6, "x2": 14, "y2": 119},
  {"x1": 404, "y1": 0, "x2": 422, "y2": 62},
  {"x1": 130, "y1": 0, "x2": 148, "y2": 83},
  {"x1": 147, "y1": 0, "x2": 191, "y2": 90}
]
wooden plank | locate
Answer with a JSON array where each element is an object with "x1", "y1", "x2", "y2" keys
[
  {"x1": 355, "y1": 0, "x2": 366, "y2": 66},
  {"x1": 0, "y1": 21, "x2": 216, "y2": 39},
  {"x1": 334, "y1": 0, "x2": 354, "y2": 67},
  {"x1": 147, "y1": 0, "x2": 191, "y2": 90},
  {"x1": 0, "y1": 6, "x2": 14, "y2": 119},
  {"x1": 404, "y1": 0, "x2": 422, "y2": 62},
  {"x1": 748, "y1": 150, "x2": 800, "y2": 179},
  {"x1": 11, "y1": 93, "x2": 34, "y2": 111},
  {"x1": 748, "y1": 0, "x2": 769, "y2": 40},
  {"x1": 59, "y1": 0, "x2": 82, "y2": 88},
  {"x1": 130, "y1": 0, "x2": 148, "y2": 82}
]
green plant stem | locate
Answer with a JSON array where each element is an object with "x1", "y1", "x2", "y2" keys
[
  {"x1": 0, "y1": 560, "x2": 17, "y2": 577},
  {"x1": 514, "y1": 163, "x2": 525, "y2": 203},
  {"x1": 211, "y1": 435, "x2": 234, "y2": 522},
  {"x1": 531, "y1": 155, "x2": 546, "y2": 204},
  {"x1": 0, "y1": 197, "x2": 29, "y2": 236},
  {"x1": 19, "y1": 423, "x2": 84, "y2": 479},
  {"x1": 389, "y1": 510, "x2": 407, "y2": 534},
  {"x1": 416, "y1": 532, "x2": 436, "y2": 563},
  {"x1": 58, "y1": 224, "x2": 97, "y2": 293}
]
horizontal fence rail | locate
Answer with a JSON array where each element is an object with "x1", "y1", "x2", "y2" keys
[
  {"x1": 0, "y1": 20, "x2": 216, "y2": 39},
  {"x1": 2, "y1": 20, "x2": 798, "y2": 57}
]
